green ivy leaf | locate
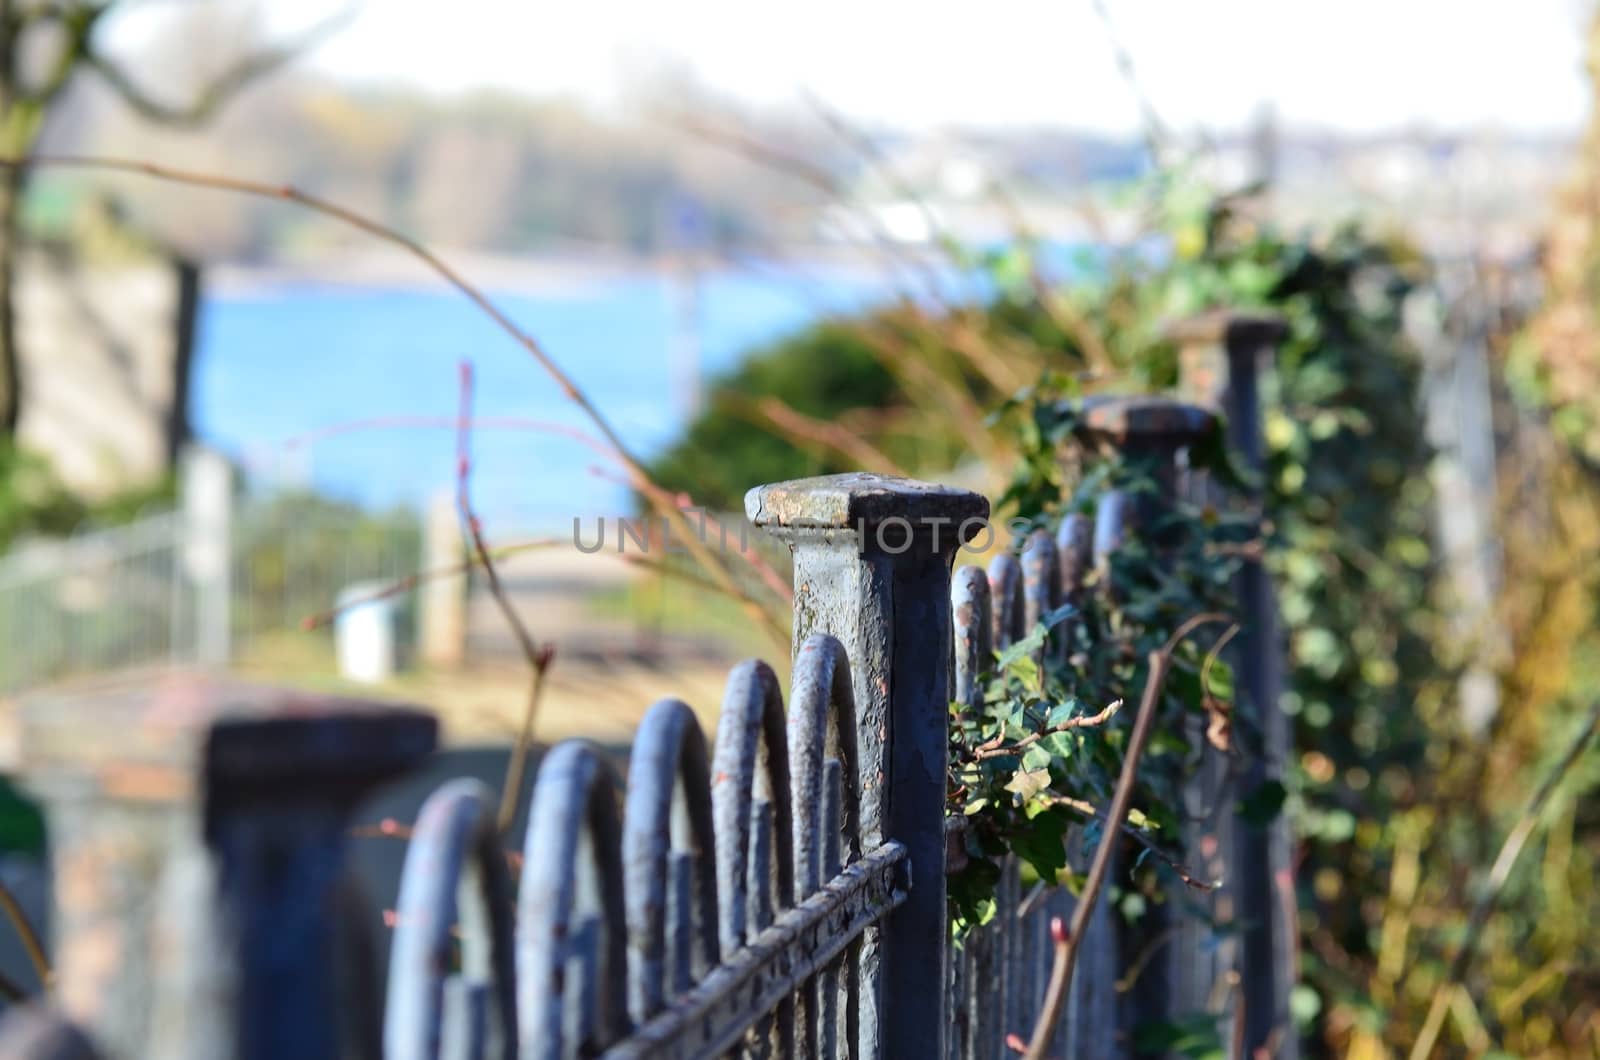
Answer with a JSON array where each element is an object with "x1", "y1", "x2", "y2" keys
[
  {"x1": 1004, "y1": 767, "x2": 1052, "y2": 802},
  {"x1": 1237, "y1": 779, "x2": 1287, "y2": 826},
  {"x1": 1133, "y1": 1015, "x2": 1226, "y2": 1059},
  {"x1": 0, "y1": 776, "x2": 44, "y2": 857},
  {"x1": 1010, "y1": 805, "x2": 1071, "y2": 881},
  {"x1": 1045, "y1": 699, "x2": 1083, "y2": 728}
]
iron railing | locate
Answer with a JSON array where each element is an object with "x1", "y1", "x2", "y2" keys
[{"x1": 0, "y1": 316, "x2": 1300, "y2": 1059}]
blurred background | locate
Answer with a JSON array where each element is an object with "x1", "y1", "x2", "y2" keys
[{"x1": 0, "y1": 0, "x2": 1597, "y2": 1054}]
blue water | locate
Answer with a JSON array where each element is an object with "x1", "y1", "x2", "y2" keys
[{"x1": 192, "y1": 262, "x2": 905, "y2": 527}]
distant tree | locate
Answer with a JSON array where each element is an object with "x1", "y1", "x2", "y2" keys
[
  {"x1": 645, "y1": 318, "x2": 901, "y2": 511},
  {"x1": 0, "y1": 1, "x2": 347, "y2": 436}
]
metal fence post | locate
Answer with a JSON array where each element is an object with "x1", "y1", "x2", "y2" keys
[
  {"x1": 1075, "y1": 397, "x2": 1232, "y2": 1045},
  {"x1": 16, "y1": 672, "x2": 437, "y2": 1060},
  {"x1": 180, "y1": 448, "x2": 232, "y2": 667},
  {"x1": 748, "y1": 473, "x2": 988, "y2": 1060},
  {"x1": 1172, "y1": 312, "x2": 1298, "y2": 1058}
]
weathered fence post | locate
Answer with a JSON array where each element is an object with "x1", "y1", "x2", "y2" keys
[
  {"x1": 1075, "y1": 396, "x2": 1233, "y2": 1047},
  {"x1": 418, "y1": 492, "x2": 467, "y2": 669},
  {"x1": 180, "y1": 448, "x2": 232, "y2": 668},
  {"x1": 1171, "y1": 312, "x2": 1298, "y2": 1058},
  {"x1": 16, "y1": 672, "x2": 436, "y2": 1060},
  {"x1": 748, "y1": 473, "x2": 988, "y2": 1060}
]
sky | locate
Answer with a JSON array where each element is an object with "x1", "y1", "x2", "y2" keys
[{"x1": 108, "y1": 0, "x2": 1594, "y2": 135}]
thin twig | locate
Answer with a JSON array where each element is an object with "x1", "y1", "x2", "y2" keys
[
  {"x1": 584, "y1": 464, "x2": 793, "y2": 610},
  {"x1": 751, "y1": 396, "x2": 911, "y2": 478},
  {"x1": 498, "y1": 652, "x2": 554, "y2": 834},
  {"x1": 971, "y1": 699, "x2": 1123, "y2": 761},
  {"x1": 1021, "y1": 612, "x2": 1232, "y2": 1060},
  {"x1": 299, "y1": 536, "x2": 562, "y2": 631},
  {"x1": 1088, "y1": 0, "x2": 1172, "y2": 161},
  {"x1": 1112, "y1": 924, "x2": 1181, "y2": 993},
  {"x1": 1407, "y1": 698, "x2": 1600, "y2": 1060},
  {"x1": 0, "y1": 879, "x2": 48, "y2": 987},
  {"x1": 1036, "y1": 793, "x2": 1214, "y2": 891},
  {"x1": 84, "y1": 5, "x2": 358, "y2": 125},
  {"x1": 348, "y1": 818, "x2": 417, "y2": 841},
  {"x1": 457, "y1": 362, "x2": 540, "y2": 666},
  {"x1": 456, "y1": 362, "x2": 557, "y2": 834}
]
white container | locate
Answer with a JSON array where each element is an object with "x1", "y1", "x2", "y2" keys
[{"x1": 335, "y1": 582, "x2": 396, "y2": 684}]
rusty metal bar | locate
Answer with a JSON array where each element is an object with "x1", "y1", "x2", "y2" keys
[
  {"x1": 952, "y1": 565, "x2": 992, "y2": 715},
  {"x1": 622, "y1": 699, "x2": 719, "y2": 1026},
  {"x1": 384, "y1": 779, "x2": 517, "y2": 1060},
  {"x1": 713, "y1": 659, "x2": 796, "y2": 1056},
  {"x1": 789, "y1": 634, "x2": 861, "y2": 1059},
  {"x1": 987, "y1": 553, "x2": 1025, "y2": 653},
  {"x1": 602, "y1": 843, "x2": 908, "y2": 1060},
  {"x1": 517, "y1": 741, "x2": 630, "y2": 1060}
]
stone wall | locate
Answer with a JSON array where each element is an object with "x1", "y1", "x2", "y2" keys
[{"x1": 14, "y1": 254, "x2": 199, "y2": 498}]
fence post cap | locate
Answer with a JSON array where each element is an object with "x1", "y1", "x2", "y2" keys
[
  {"x1": 746, "y1": 473, "x2": 988, "y2": 535},
  {"x1": 1076, "y1": 395, "x2": 1219, "y2": 452},
  {"x1": 1164, "y1": 308, "x2": 1288, "y2": 347},
  {"x1": 17, "y1": 668, "x2": 437, "y2": 801}
]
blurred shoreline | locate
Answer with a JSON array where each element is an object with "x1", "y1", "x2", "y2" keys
[{"x1": 206, "y1": 243, "x2": 930, "y2": 298}]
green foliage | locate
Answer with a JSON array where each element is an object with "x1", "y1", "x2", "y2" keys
[
  {"x1": 233, "y1": 491, "x2": 422, "y2": 638},
  {"x1": 0, "y1": 440, "x2": 175, "y2": 551},
  {"x1": 1133, "y1": 1015, "x2": 1228, "y2": 1059},
  {"x1": 947, "y1": 443, "x2": 1251, "y2": 931},
  {"x1": 657, "y1": 164, "x2": 1584, "y2": 1047},
  {"x1": 0, "y1": 441, "x2": 85, "y2": 549},
  {"x1": 0, "y1": 777, "x2": 45, "y2": 858},
  {"x1": 987, "y1": 177, "x2": 1445, "y2": 1038},
  {"x1": 645, "y1": 318, "x2": 902, "y2": 510},
  {"x1": 1154, "y1": 194, "x2": 1451, "y2": 1036}
]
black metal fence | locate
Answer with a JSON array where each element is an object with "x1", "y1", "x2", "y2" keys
[{"x1": 0, "y1": 318, "x2": 1296, "y2": 1059}]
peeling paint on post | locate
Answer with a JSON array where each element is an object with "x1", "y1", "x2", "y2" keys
[
  {"x1": 16, "y1": 671, "x2": 437, "y2": 1060},
  {"x1": 748, "y1": 473, "x2": 987, "y2": 1060}
]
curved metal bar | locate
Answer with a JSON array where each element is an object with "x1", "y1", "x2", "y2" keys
[
  {"x1": 384, "y1": 778, "x2": 518, "y2": 1060},
  {"x1": 986, "y1": 553, "x2": 1025, "y2": 651},
  {"x1": 1093, "y1": 489, "x2": 1129, "y2": 570},
  {"x1": 622, "y1": 698, "x2": 719, "y2": 1026},
  {"x1": 952, "y1": 565, "x2": 993, "y2": 713},
  {"x1": 1093, "y1": 490, "x2": 1130, "y2": 606},
  {"x1": 711, "y1": 660, "x2": 795, "y2": 959},
  {"x1": 1020, "y1": 527, "x2": 1061, "y2": 633},
  {"x1": 788, "y1": 633, "x2": 861, "y2": 901},
  {"x1": 517, "y1": 742, "x2": 629, "y2": 1060},
  {"x1": 1056, "y1": 513, "x2": 1093, "y2": 603}
]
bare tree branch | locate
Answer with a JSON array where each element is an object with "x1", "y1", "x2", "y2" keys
[{"x1": 80, "y1": 4, "x2": 356, "y2": 123}]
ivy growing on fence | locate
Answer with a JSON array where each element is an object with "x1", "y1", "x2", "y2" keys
[{"x1": 946, "y1": 417, "x2": 1254, "y2": 931}]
